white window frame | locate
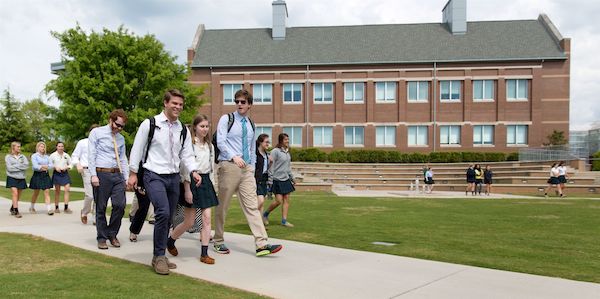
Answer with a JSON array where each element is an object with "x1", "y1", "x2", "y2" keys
[
  {"x1": 375, "y1": 82, "x2": 397, "y2": 103},
  {"x1": 344, "y1": 126, "x2": 364, "y2": 146},
  {"x1": 473, "y1": 80, "x2": 495, "y2": 102},
  {"x1": 283, "y1": 126, "x2": 302, "y2": 146},
  {"x1": 313, "y1": 126, "x2": 333, "y2": 147},
  {"x1": 506, "y1": 79, "x2": 529, "y2": 101},
  {"x1": 344, "y1": 82, "x2": 365, "y2": 104},
  {"x1": 407, "y1": 81, "x2": 429, "y2": 102},
  {"x1": 407, "y1": 125, "x2": 429, "y2": 146},
  {"x1": 473, "y1": 125, "x2": 494, "y2": 146},
  {"x1": 223, "y1": 84, "x2": 242, "y2": 105},
  {"x1": 506, "y1": 125, "x2": 528, "y2": 145},
  {"x1": 252, "y1": 84, "x2": 272, "y2": 105},
  {"x1": 255, "y1": 126, "x2": 272, "y2": 138},
  {"x1": 439, "y1": 125, "x2": 461, "y2": 146},
  {"x1": 376, "y1": 126, "x2": 396, "y2": 146},
  {"x1": 283, "y1": 83, "x2": 303, "y2": 104},
  {"x1": 313, "y1": 83, "x2": 334, "y2": 104},
  {"x1": 440, "y1": 80, "x2": 461, "y2": 102}
]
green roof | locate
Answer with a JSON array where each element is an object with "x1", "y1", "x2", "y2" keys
[{"x1": 192, "y1": 19, "x2": 567, "y2": 67}]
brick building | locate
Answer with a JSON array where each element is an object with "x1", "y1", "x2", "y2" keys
[{"x1": 188, "y1": 0, "x2": 570, "y2": 152}]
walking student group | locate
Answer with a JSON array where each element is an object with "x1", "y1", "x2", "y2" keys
[{"x1": 4, "y1": 88, "x2": 297, "y2": 275}]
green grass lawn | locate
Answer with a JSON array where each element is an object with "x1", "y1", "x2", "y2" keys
[
  {"x1": 0, "y1": 233, "x2": 266, "y2": 298},
  {"x1": 224, "y1": 192, "x2": 600, "y2": 283}
]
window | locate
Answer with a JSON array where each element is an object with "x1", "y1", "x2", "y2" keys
[
  {"x1": 473, "y1": 125, "x2": 494, "y2": 145},
  {"x1": 283, "y1": 83, "x2": 302, "y2": 103},
  {"x1": 252, "y1": 84, "x2": 272, "y2": 104},
  {"x1": 376, "y1": 126, "x2": 396, "y2": 146},
  {"x1": 440, "y1": 80, "x2": 461, "y2": 101},
  {"x1": 255, "y1": 126, "x2": 272, "y2": 138},
  {"x1": 375, "y1": 82, "x2": 396, "y2": 103},
  {"x1": 408, "y1": 81, "x2": 429, "y2": 102},
  {"x1": 408, "y1": 126, "x2": 428, "y2": 146},
  {"x1": 313, "y1": 126, "x2": 333, "y2": 146},
  {"x1": 344, "y1": 82, "x2": 364, "y2": 103},
  {"x1": 439, "y1": 125, "x2": 461, "y2": 145},
  {"x1": 313, "y1": 83, "x2": 333, "y2": 103},
  {"x1": 506, "y1": 79, "x2": 528, "y2": 101},
  {"x1": 473, "y1": 80, "x2": 494, "y2": 101},
  {"x1": 283, "y1": 126, "x2": 302, "y2": 146},
  {"x1": 223, "y1": 84, "x2": 242, "y2": 104},
  {"x1": 506, "y1": 125, "x2": 528, "y2": 145},
  {"x1": 344, "y1": 126, "x2": 364, "y2": 146}
]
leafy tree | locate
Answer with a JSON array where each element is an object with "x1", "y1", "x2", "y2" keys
[
  {"x1": 46, "y1": 25, "x2": 204, "y2": 146},
  {"x1": 21, "y1": 98, "x2": 60, "y2": 143},
  {"x1": 0, "y1": 89, "x2": 29, "y2": 149},
  {"x1": 544, "y1": 130, "x2": 568, "y2": 146}
]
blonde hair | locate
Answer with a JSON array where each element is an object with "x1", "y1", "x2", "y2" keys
[
  {"x1": 36, "y1": 141, "x2": 47, "y2": 154},
  {"x1": 10, "y1": 141, "x2": 21, "y2": 155}
]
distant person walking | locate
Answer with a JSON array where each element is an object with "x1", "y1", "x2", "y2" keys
[
  {"x1": 29, "y1": 141, "x2": 54, "y2": 215},
  {"x1": 484, "y1": 165, "x2": 493, "y2": 196},
  {"x1": 558, "y1": 161, "x2": 568, "y2": 196},
  {"x1": 5, "y1": 141, "x2": 28, "y2": 218},
  {"x1": 424, "y1": 167, "x2": 434, "y2": 194},
  {"x1": 49, "y1": 141, "x2": 73, "y2": 214},
  {"x1": 71, "y1": 124, "x2": 99, "y2": 224},
  {"x1": 474, "y1": 164, "x2": 483, "y2": 195},
  {"x1": 255, "y1": 133, "x2": 271, "y2": 223},
  {"x1": 544, "y1": 163, "x2": 563, "y2": 198},
  {"x1": 465, "y1": 164, "x2": 476, "y2": 196},
  {"x1": 263, "y1": 133, "x2": 296, "y2": 227}
]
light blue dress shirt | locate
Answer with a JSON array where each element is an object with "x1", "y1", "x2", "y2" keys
[
  {"x1": 31, "y1": 153, "x2": 53, "y2": 172},
  {"x1": 88, "y1": 124, "x2": 129, "y2": 180},
  {"x1": 216, "y1": 111, "x2": 256, "y2": 166}
]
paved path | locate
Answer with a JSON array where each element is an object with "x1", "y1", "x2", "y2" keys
[{"x1": 1, "y1": 197, "x2": 599, "y2": 298}]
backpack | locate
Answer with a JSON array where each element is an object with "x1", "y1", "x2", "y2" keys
[
  {"x1": 211, "y1": 112, "x2": 255, "y2": 164},
  {"x1": 137, "y1": 117, "x2": 188, "y2": 189}
]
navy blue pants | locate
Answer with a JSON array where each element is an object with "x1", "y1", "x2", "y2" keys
[
  {"x1": 129, "y1": 190, "x2": 150, "y2": 235},
  {"x1": 143, "y1": 170, "x2": 180, "y2": 256},
  {"x1": 93, "y1": 172, "x2": 126, "y2": 242}
]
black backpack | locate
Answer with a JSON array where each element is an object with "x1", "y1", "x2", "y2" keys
[{"x1": 211, "y1": 113, "x2": 255, "y2": 164}]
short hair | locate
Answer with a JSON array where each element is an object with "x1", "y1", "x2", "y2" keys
[
  {"x1": 109, "y1": 109, "x2": 128, "y2": 123},
  {"x1": 234, "y1": 89, "x2": 253, "y2": 104},
  {"x1": 164, "y1": 89, "x2": 185, "y2": 103}
]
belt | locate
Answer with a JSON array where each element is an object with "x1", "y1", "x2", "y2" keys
[
  {"x1": 82, "y1": 166, "x2": 88, "y2": 169},
  {"x1": 96, "y1": 167, "x2": 120, "y2": 173}
]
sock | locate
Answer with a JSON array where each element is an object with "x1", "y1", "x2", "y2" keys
[
  {"x1": 282, "y1": 218, "x2": 287, "y2": 224},
  {"x1": 47, "y1": 204, "x2": 52, "y2": 211},
  {"x1": 55, "y1": 205, "x2": 59, "y2": 210},
  {"x1": 201, "y1": 245, "x2": 208, "y2": 257},
  {"x1": 167, "y1": 237, "x2": 176, "y2": 248},
  {"x1": 263, "y1": 211, "x2": 270, "y2": 217},
  {"x1": 31, "y1": 203, "x2": 35, "y2": 208},
  {"x1": 64, "y1": 204, "x2": 69, "y2": 210}
]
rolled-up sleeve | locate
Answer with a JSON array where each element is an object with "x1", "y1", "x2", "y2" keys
[{"x1": 180, "y1": 126, "x2": 199, "y2": 174}]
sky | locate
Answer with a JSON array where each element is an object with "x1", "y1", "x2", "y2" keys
[{"x1": 1, "y1": 0, "x2": 598, "y2": 130}]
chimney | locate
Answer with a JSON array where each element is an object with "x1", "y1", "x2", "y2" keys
[
  {"x1": 442, "y1": 0, "x2": 467, "y2": 35},
  {"x1": 272, "y1": 0, "x2": 288, "y2": 40}
]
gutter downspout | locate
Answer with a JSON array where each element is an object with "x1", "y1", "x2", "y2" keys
[
  {"x1": 433, "y1": 62, "x2": 437, "y2": 152},
  {"x1": 305, "y1": 65, "x2": 310, "y2": 148}
]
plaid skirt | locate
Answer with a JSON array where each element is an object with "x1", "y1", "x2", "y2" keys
[
  {"x1": 178, "y1": 174, "x2": 219, "y2": 209},
  {"x1": 29, "y1": 171, "x2": 52, "y2": 190},
  {"x1": 256, "y1": 173, "x2": 269, "y2": 196},
  {"x1": 273, "y1": 179, "x2": 295, "y2": 195},
  {"x1": 6, "y1": 176, "x2": 27, "y2": 189},
  {"x1": 52, "y1": 171, "x2": 71, "y2": 186}
]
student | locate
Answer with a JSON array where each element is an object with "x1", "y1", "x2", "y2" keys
[
  {"x1": 49, "y1": 141, "x2": 73, "y2": 214},
  {"x1": 29, "y1": 141, "x2": 54, "y2": 215},
  {"x1": 71, "y1": 125, "x2": 98, "y2": 224},
  {"x1": 465, "y1": 164, "x2": 476, "y2": 196},
  {"x1": 474, "y1": 164, "x2": 483, "y2": 195},
  {"x1": 5, "y1": 141, "x2": 28, "y2": 218},
  {"x1": 255, "y1": 133, "x2": 271, "y2": 225},
  {"x1": 167, "y1": 115, "x2": 218, "y2": 265},
  {"x1": 544, "y1": 163, "x2": 563, "y2": 198},
  {"x1": 263, "y1": 133, "x2": 296, "y2": 227},
  {"x1": 213, "y1": 89, "x2": 282, "y2": 256},
  {"x1": 128, "y1": 89, "x2": 201, "y2": 275},
  {"x1": 484, "y1": 165, "x2": 493, "y2": 196},
  {"x1": 558, "y1": 161, "x2": 568, "y2": 197},
  {"x1": 424, "y1": 167, "x2": 434, "y2": 194}
]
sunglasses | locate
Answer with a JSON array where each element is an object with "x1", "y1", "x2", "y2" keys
[
  {"x1": 114, "y1": 122, "x2": 125, "y2": 129},
  {"x1": 234, "y1": 99, "x2": 247, "y2": 105}
]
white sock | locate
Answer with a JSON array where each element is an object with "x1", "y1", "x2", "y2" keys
[
  {"x1": 30, "y1": 203, "x2": 35, "y2": 208},
  {"x1": 47, "y1": 204, "x2": 52, "y2": 211}
]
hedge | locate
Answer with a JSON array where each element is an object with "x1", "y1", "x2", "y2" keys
[
  {"x1": 593, "y1": 151, "x2": 600, "y2": 171},
  {"x1": 288, "y1": 148, "x2": 518, "y2": 163}
]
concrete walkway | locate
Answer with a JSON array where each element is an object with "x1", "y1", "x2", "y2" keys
[{"x1": 1, "y1": 197, "x2": 599, "y2": 298}]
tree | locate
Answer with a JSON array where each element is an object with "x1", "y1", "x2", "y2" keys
[
  {"x1": 21, "y1": 98, "x2": 60, "y2": 142},
  {"x1": 544, "y1": 130, "x2": 568, "y2": 147},
  {"x1": 0, "y1": 89, "x2": 29, "y2": 149},
  {"x1": 46, "y1": 25, "x2": 204, "y2": 146}
]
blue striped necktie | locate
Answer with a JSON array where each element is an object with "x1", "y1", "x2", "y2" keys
[{"x1": 241, "y1": 118, "x2": 250, "y2": 164}]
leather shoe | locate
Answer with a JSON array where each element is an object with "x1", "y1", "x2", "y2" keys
[
  {"x1": 109, "y1": 237, "x2": 121, "y2": 248},
  {"x1": 167, "y1": 245, "x2": 178, "y2": 256},
  {"x1": 81, "y1": 214, "x2": 88, "y2": 224},
  {"x1": 98, "y1": 241, "x2": 108, "y2": 250},
  {"x1": 200, "y1": 255, "x2": 215, "y2": 264}
]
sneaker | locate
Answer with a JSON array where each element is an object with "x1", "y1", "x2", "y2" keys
[
  {"x1": 281, "y1": 221, "x2": 294, "y2": 228},
  {"x1": 55, "y1": 208, "x2": 61, "y2": 214},
  {"x1": 213, "y1": 244, "x2": 230, "y2": 254},
  {"x1": 129, "y1": 233, "x2": 138, "y2": 242},
  {"x1": 48, "y1": 209, "x2": 54, "y2": 216},
  {"x1": 256, "y1": 244, "x2": 282, "y2": 257},
  {"x1": 29, "y1": 207, "x2": 37, "y2": 214},
  {"x1": 14, "y1": 208, "x2": 22, "y2": 218},
  {"x1": 165, "y1": 257, "x2": 177, "y2": 269},
  {"x1": 151, "y1": 256, "x2": 170, "y2": 275},
  {"x1": 64, "y1": 208, "x2": 73, "y2": 214},
  {"x1": 262, "y1": 215, "x2": 269, "y2": 226},
  {"x1": 200, "y1": 255, "x2": 215, "y2": 264}
]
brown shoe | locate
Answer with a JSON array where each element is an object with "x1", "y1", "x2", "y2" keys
[
  {"x1": 81, "y1": 214, "x2": 88, "y2": 224},
  {"x1": 151, "y1": 256, "x2": 170, "y2": 275},
  {"x1": 98, "y1": 241, "x2": 108, "y2": 250},
  {"x1": 167, "y1": 245, "x2": 178, "y2": 256},
  {"x1": 200, "y1": 255, "x2": 215, "y2": 264},
  {"x1": 64, "y1": 208, "x2": 73, "y2": 214},
  {"x1": 165, "y1": 257, "x2": 177, "y2": 269},
  {"x1": 55, "y1": 208, "x2": 61, "y2": 214},
  {"x1": 109, "y1": 237, "x2": 121, "y2": 248}
]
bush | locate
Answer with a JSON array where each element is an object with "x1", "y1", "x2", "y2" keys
[
  {"x1": 506, "y1": 152, "x2": 519, "y2": 161},
  {"x1": 328, "y1": 150, "x2": 348, "y2": 163},
  {"x1": 592, "y1": 151, "x2": 600, "y2": 171}
]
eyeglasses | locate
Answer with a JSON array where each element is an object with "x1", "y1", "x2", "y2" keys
[
  {"x1": 114, "y1": 122, "x2": 125, "y2": 129},
  {"x1": 234, "y1": 99, "x2": 247, "y2": 105}
]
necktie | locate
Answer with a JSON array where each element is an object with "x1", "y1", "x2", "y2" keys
[
  {"x1": 112, "y1": 134, "x2": 122, "y2": 173},
  {"x1": 241, "y1": 117, "x2": 250, "y2": 164}
]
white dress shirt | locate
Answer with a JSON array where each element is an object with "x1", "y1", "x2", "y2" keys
[
  {"x1": 49, "y1": 151, "x2": 73, "y2": 171},
  {"x1": 71, "y1": 138, "x2": 89, "y2": 167},
  {"x1": 129, "y1": 112, "x2": 198, "y2": 175},
  {"x1": 180, "y1": 139, "x2": 215, "y2": 184}
]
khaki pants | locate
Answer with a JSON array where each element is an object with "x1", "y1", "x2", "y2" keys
[
  {"x1": 80, "y1": 169, "x2": 94, "y2": 215},
  {"x1": 214, "y1": 161, "x2": 268, "y2": 248}
]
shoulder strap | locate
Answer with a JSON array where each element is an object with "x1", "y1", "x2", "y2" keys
[
  {"x1": 143, "y1": 117, "x2": 156, "y2": 163},
  {"x1": 248, "y1": 117, "x2": 255, "y2": 131},
  {"x1": 180, "y1": 121, "x2": 188, "y2": 146},
  {"x1": 226, "y1": 112, "x2": 235, "y2": 133}
]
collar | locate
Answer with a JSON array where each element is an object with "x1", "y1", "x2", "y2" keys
[{"x1": 157, "y1": 111, "x2": 179, "y2": 125}]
